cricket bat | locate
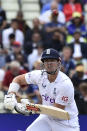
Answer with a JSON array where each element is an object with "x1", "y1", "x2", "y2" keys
[{"x1": 15, "y1": 103, "x2": 70, "y2": 120}]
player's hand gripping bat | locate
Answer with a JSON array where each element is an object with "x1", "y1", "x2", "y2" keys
[{"x1": 15, "y1": 101, "x2": 70, "y2": 120}]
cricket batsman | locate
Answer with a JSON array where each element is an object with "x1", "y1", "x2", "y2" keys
[{"x1": 4, "y1": 48, "x2": 80, "y2": 131}]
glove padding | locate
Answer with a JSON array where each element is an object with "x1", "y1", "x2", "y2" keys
[
  {"x1": 15, "y1": 99, "x2": 32, "y2": 115},
  {"x1": 4, "y1": 93, "x2": 17, "y2": 110},
  {"x1": 21, "y1": 98, "x2": 31, "y2": 105}
]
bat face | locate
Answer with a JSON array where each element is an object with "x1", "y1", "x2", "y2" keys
[
  {"x1": 15, "y1": 103, "x2": 70, "y2": 120},
  {"x1": 26, "y1": 103, "x2": 70, "y2": 120}
]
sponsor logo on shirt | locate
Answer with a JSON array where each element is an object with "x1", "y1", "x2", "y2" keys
[
  {"x1": 61, "y1": 96, "x2": 68, "y2": 102},
  {"x1": 42, "y1": 94, "x2": 55, "y2": 103}
]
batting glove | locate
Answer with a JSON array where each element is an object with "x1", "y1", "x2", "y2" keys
[
  {"x1": 21, "y1": 99, "x2": 31, "y2": 105},
  {"x1": 4, "y1": 93, "x2": 17, "y2": 110}
]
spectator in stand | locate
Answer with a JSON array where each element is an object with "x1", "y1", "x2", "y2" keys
[
  {"x1": 32, "y1": 18, "x2": 42, "y2": 33},
  {"x1": 16, "y1": 53, "x2": 28, "y2": 71},
  {"x1": 16, "y1": 10, "x2": 30, "y2": 35},
  {"x1": 25, "y1": 18, "x2": 45, "y2": 43},
  {"x1": 75, "y1": 82, "x2": 87, "y2": 114},
  {"x1": 61, "y1": 46, "x2": 76, "y2": 77},
  {"x1": 79, "y1": 82, "x2": 87, "y2": 102},
  {"x1": 68, "y1": 29, "x2": 87, "y2": 64},
  {"x1": 44, "y1": 30, "x2": 65, "y2": 52},
  {"x1": 67, "y1": 29, "x2": 86, "y2": 45},
  {"x1": 0, "y1": 1, "x2": 6, "y2": 21},
  {"x1": 2, "y1": 19, "x2": 24, "y2": 49},
  {"x1": 41, "y1": 0, "x2": 63, "y2": 14},
  {"x1": 71, "y1": 64, "x2": 87, "y2": 89},
  {"x1": 32, "y1": 18, "x2": 45, "y2": 40},
  {"x1": 67, "y1": 12, "x2": 87, "y2": 39},
  {"x1": 39, "y1": 1, "x2": 65, "y2": 24},
  {"x1": 6, "y1": 41, "x2": 22, "y2": 62},
  {"x1": 43, "y1": 9, "x2": 66, "y2": 41},
  {"x1": 0, "y1": 33, "x2": 15, "y2": 54},
  {"x1": 0, "y1": 17, "x2": 9, "y2": 49},
  {"x1": 8, "y1": 33, "x2": 15, "y2": 49},
  {"x1": 2, "y1": 61, "x2": 27, "y2": 94},
  {"x1": 27, "y1": 42, "x2": 44, "y2": 71},
  {"x1": 5, "y1": 41, "x2": 27, "y2": 68},
  {"x1": 24, "y1": 32, "x2": 42, "y2": 56},
  {"x1": 72, "y1": 66, "x2": 87, "y2": 114},
  {"x1": 63, "y1": 0, "x2": 82, "y2": 22},
  {"x1": 0, "y1": 1, "x2": 7, "y2": 29}
]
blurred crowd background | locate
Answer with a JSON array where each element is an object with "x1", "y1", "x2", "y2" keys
[{"x1": 0, "y1": 0, "x2": 87, "y2": 114}]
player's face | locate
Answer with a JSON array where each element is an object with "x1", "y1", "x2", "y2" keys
[{"x1": 44, "y1": 59, "x2": 59, "y2": 73}]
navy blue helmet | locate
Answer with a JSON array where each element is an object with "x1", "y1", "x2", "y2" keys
[{"x1": 41, "y1": 48, "x2": 60, "y2": 62}]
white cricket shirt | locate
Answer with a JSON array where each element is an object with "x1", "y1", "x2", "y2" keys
[{"x1": 25, "y1": 70, "x2": 79, "y2": 127}]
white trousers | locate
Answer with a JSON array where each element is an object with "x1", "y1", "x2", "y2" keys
[{"x1": 26, "y1": 115, "x2": 80, "y2": 131}]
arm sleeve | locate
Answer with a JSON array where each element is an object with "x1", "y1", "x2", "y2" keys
[
  {"x1": 25, "y1": 70, "x2": 40, "y2": 85},
  {"x1": 55, "y1": 79, "x2": 74, "y2": 106}
]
